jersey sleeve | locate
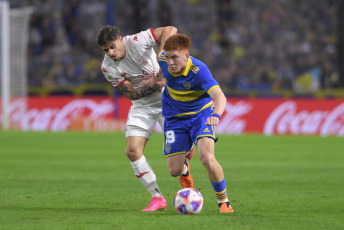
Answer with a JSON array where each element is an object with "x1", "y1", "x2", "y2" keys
[
  {"x1": 127, "y1": 28, "x2": 158, "y2": 50},
  {"x1": 197, "y1": 67, "x2": 219, "y2": 94}
]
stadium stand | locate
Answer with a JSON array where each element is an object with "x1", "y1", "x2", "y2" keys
[{"x1": 9, "y1": 0, "x2": 340, "y2": 96}]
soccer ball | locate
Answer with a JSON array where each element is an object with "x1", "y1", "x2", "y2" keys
[{"x1": 174, "y1": 188, "x2": 203, "y2": 215}]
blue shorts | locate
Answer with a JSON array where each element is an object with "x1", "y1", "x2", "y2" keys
[{"x1": 163, "y1": 107, "x2": 218, "y2": 158}]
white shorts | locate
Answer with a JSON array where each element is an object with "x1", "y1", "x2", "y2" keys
[{"x1": 125, "y1": 103, "x2": 164, "y2": 139}]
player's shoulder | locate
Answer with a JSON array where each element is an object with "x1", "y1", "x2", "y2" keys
[
  {"x1": 158, "y1": 52, "x2": 167, "y2": 62},
  {"x1": 190, "y1": 56, "x2": 206, "y2": 67},
  {"x1": 124, "y1": 28, "x2": 156, "y2": 46},
  {"x1": 190, "y1": 56, "x2": 208, "y2": 74}
]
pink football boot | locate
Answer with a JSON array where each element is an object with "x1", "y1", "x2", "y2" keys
[{"x1": 142, "y1": 196, "x2": 167, "y2": 211}]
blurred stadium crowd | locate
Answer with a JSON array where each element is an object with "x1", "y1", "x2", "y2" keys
[{"x1": 10, "y1": 0, "x2": 340, "y2": 93}]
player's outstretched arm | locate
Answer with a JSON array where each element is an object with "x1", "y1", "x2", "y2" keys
[
  {"x1": 206, "y1": 87, "x2": 227, "y2": 126},
  {"x1": 154, "y1": 26, "x2": 178, "y2": 58},
  {"x1": 117, "y1": 78, "x2": 164, "y2": 100}
]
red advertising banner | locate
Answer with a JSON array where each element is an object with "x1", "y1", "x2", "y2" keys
[
  {"x1": 2, "y1": 96, "x2": 344, "y2": 136},
  {"x1": 220, "y1": 98, "x2": 344, "y2": 136},
  {"x1": 5, "y1": 96, "x2": 123, "y2": 131}
]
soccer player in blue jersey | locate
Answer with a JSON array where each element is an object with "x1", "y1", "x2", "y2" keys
[{"x1": 158, "y1": 34, "x2": 234, "y2": 213}]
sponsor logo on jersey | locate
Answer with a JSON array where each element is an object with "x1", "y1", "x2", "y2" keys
[
  {"x1": 106, "y1": 75, "x2": 115, "y2": 81},
  {"x1": 133, "y1": 35, "x2": 139, "y2": 42},
  {"x1": 183, "y1": 81, "x2": 191, "y2": 89},
  {"x1": 203, "y1": 128, "x2": 210, "y2": 133},
  {"x1": 122, "y1": 72, "x2": 127, "y2": 77},
  {"x1": 136, "y1": 171, "x2": 150, "y2": 178},
  {"x1": 102, "y1": 67, "x2": 108, "y2": 73},
  {"x1": 134, "y1": 56, "x2": 148, "y2": 66}
]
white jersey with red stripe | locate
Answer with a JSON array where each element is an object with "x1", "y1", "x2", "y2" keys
[{"x1": 101, "y1": 28, "x2": 162, "y2": 106}]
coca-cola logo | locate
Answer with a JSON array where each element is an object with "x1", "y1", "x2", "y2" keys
[
  {"x1": 7, "y1": 98, "x2": 115, "y2": 131},
  {"x1": 3, "y1": 97, "x2": 344, "y2": 136},
  {"x1": 264, "y1": 101, "x2": 344, "y2": 136},
  {"x1": 217, "y1": 101, "x2": 252, "y2": 134}
]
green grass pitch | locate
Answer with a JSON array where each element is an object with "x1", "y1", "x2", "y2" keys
[{"x1": 0, "y1": 131, "x2": 343, "y2": 230}]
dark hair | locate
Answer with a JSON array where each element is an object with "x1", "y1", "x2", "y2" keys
[
  {"x1": 95, "y1": 25, "x2": 121, "y2": 47},
  {"x1": 163, "y1": 34, "x2": 191, "y2": 51}
]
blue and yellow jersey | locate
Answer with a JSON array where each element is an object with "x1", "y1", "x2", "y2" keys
[{"x1": 159, "y1": 53, "x2": 219, "y2": 118}]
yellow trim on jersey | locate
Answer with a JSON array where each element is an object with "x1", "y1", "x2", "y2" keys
[
  {"x1": 159, "y1": 55, "x2": 166, "y2": 61},
  {"x1": 207, "y1": 85, "x2": 220, "y2": 94},
  {"x1": 190, "y1": 65, "x2": 199, "y2": 74},
  {"x1": 169, "y1": 58, "x2": 192, "y2": 77},
  {"x1": 198, "y1": 128, "x2": 216, "y2": 140},
  {"x1": 167, "y1": 86, "x2": 206, "y2": 102},
  {"x1": 174, "y1": 101, "x2": 213, "y2": 117},
  {"x1": 165, "y1": 151, "x2": 187, "y2": 158}
]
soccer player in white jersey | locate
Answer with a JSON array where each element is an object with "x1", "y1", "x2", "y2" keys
[{"x1": 95, "y1": 25, "x2": 191, "y2": 211}]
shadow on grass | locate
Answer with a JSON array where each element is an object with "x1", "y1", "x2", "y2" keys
[{"x1": 0, "y1": 205, "x2": 127, "y2": 213}]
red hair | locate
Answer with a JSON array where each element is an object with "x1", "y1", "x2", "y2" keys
[{"x1": 163, "y1": 34, "x2": 191, "y2": 51}]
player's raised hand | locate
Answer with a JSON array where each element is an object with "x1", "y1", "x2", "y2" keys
[{"x1": 205, "y1": 116, "x2": 220, "y2": 126}]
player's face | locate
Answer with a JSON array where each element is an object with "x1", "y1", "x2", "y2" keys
[
  {"x1": 164, "y1": 50, "x2": 190, "y2": 75},
  {"x1": 101, "y1": 37, "x2": 126, "y2": 61}
]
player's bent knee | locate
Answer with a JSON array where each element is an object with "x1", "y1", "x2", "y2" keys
[
  {"x1": 125, "y1": 149, "x2": 141, "y2": 161},
  {"x1": 168, "y1": 168, "x2": 182, "y2": 177}
]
